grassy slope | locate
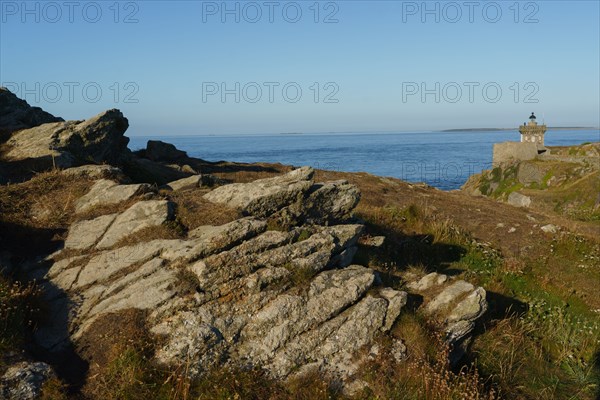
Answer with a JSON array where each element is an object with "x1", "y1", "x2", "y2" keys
[
  {"x1": 463, "y1": 143, "x2": 600, "y2": 224},
  {"x1": 313, "y1": 169, "x2": 600, "y2": 399}
]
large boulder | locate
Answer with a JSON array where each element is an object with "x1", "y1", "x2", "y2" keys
[
  {"x1": 145, "y1": 140, "x2": 187, "y2": 162},
  {"x1": 2, "y1": 109, "x2": 130, "y2": 171},
  {"x1": 285, "y1": 179, "x2": 361, "y2": 225},
  {"x1": 0, "y1": 87, "x2": 63, "y2": 137},
  {"x1": 507, "y1": 191, "x2": 532, "y2": 208},
  {"x1": 203, "y1": 167, "x2": 361, "y2": 225},
  {"x1": 204, "y1": 166, "x2": 314, "y2": 217}
]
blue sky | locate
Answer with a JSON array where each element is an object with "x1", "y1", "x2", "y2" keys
[{"x1": 1, "y1": 0, "x2": 599, "y2": 135}]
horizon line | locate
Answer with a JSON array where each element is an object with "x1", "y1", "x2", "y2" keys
[{"x1": 126, "y1": 126, "x2": 600, "y2": 137}]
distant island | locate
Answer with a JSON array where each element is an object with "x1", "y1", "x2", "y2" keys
[{"x1": 441, "y1": 127, "x2": 598, "y2": 132}]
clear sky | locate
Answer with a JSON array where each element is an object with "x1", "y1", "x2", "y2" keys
[{"x1": 1, "y1": 0, "x2": 599, "y2": 135}]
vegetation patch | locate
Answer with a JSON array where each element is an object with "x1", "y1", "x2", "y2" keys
[
  {"x1": 358, "y1": 325, "x2": 497, "y2": 400},
  {"x1": 0, "y1": 170, "x2": 92, "y2": 256},
  {"x1": 0, "y1": 277, "x2": 42, "y2": 358},
  {"x1": 168, "y1": 189, "x2": 242, "y2": 230}
]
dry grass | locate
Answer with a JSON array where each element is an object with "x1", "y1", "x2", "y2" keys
[
  {"x1": 78, "y1": 309, "x2": 162, "y2": 399},
  {"x1": 191, "y1": 366, "x2": 340, "y2": 400},
  {"x1": 473, "y1": 311, "x2": 600, "y2": 400},
  {"x1": 358, "y1": 327, "x2": 497, "y2": 400},
  {"x1": 0, "y1": 171, "x2": 91, "y2": 229},
  {"x1": 0, "y1": 170, "x2": 93, "y2": 256},
  {"x1": 167, "y1": 188, "x2": 242, "y2": 230},
  {"x1": 40, "y1": 377, "x2": 69, "y2": 400},
  {"x1": 472, "y1": 317, "x2": 539, "y2": 397},
  {"x1": 73, "y1": 196, "x2": 144, "y2": 222},
  {"x1": 0, "y1": 170, "x2": 91, "y2": 229},
  {"x1": 111, "y1": 222, "x2": 187, "y2": 249},
  {"x1": 0, "y1": 276, "x2": 43, "y2": 359}
]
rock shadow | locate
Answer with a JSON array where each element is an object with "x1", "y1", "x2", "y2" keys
[
  {"x1": 484, "y1": 291, "x2": 528, "y2": 321},
  {"x1": 0, "y1": 155, "x2": 61, "y2": 183},
  {"x1": 12, "y1": 262, "x2": 89, "y2": 394},
  {"x1": 2, "y1": 234, "x2": 89, "y2": 393},
  {"x1": 355, "y1": 228, "x2": 467, "y2": 276},
  {"x1": 28, "y1": 277, "x2": 89, "y2": 394},
  {"x1": 0, "y1": 221, "x2": 65, "y2": 258},
  {"x1": 123, "y1": 155, "x2": 283, "y2": 186}
]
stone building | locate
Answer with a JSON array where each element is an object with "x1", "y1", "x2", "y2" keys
[
  {"x1": 519, "y1": 112, "x2": 547, "y2": 146},
  {"x1": 492, "y1": 112, "x2": 548, "y2": 165}
]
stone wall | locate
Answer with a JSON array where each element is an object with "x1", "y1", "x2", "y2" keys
[{"x1": 492, "y1": 141, "x2": 539, "y2": 166}]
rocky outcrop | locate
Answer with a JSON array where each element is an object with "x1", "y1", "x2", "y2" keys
[
  {"x1": 407, "y1": 272, "x2": 487, "y2": 364},
  {"x1": 0, "y1": 87, "x2": 63, "y2": 137},
  {"x1": 74, "y1": 179, "x2": 152, "y2": 214},
  {"x1": 204, "y1": 166, "x2": 314, "y2": 217},
  {"x1": 0, "y1": 361, "x2": 55, "y2": 400},
  {"x1": 285, "y1": 179, "x2": 361, "y2": 225},
  {"x1": 204, "y1": 167, "x2": 361, "y2": 226},
  {"x1": 144, "y1": 140, "x2": 188, "y2": 162},
  {"x1": 23, "y1": 167, "x2": 415, "y2": 388},
  {"x1": 2, "y1": 109, "x2": 130, "y2": 171},
  {"x1": 20, "y1": 166, "x2": 488, "y2": 387},
  {"x1": 95, "y1": 200, "x2": 174, "y2": 249}
]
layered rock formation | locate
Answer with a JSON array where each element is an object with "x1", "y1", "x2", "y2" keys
[
  {"x1": 24, "y1": 168, "x2": 394, "y2": 384},
  {"x1": 18, "y1": 165, "x2": 488, "y2": 389}
]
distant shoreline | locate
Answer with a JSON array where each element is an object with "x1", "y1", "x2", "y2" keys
[
  {"x1": 441, "y1": 127, "x2": 599, "y2": 132},
  {"x1": 278, "y1": 127, "x2": 599, "y2": 135},
  {"x1": 130, "y1": 128, "x2": 599, "y2": 137}
]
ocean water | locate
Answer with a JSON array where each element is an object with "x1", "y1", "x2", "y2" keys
[{"x1": 128, "y1": 130, "x2": 600, "y2": 191}]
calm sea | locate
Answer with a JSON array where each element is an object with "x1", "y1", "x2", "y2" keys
[{"x1": 128, "y1": 130, "x2": 600, "y2": 191}]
